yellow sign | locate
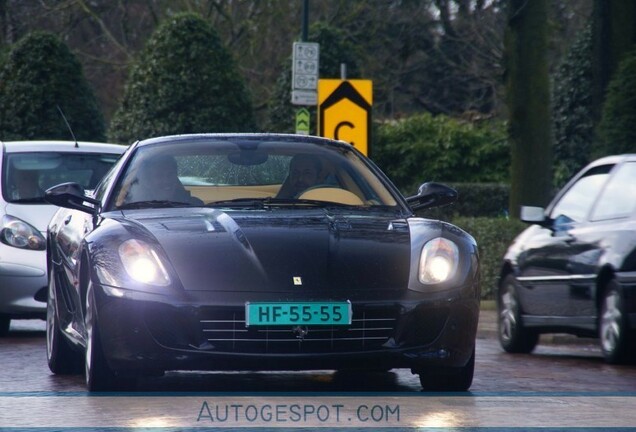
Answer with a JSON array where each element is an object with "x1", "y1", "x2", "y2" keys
[{"x1": 318, "y1": 79, "x2": 372, "y2": 155}]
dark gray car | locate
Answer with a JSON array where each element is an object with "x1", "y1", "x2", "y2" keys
[{"x1": 498, "y1": 154, "x2": 636, "y2": 364}]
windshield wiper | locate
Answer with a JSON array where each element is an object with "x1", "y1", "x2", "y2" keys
[
  {"x1": 206, "y1": 197, "x2": 356, "y2": 208},
  {"x1": 205, "y1": 198, "x2": 270, "y2": 208},
  {"x1": 117, "y1": 200, "x2": 194, "y2": 210}
]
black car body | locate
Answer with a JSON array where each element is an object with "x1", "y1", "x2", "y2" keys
[
  {"x1": 45, "y1": 134, "x2": 480, "y2": 391},
  {"x1": 498, "y1": 154, "x2": 636, "y2": 363}
]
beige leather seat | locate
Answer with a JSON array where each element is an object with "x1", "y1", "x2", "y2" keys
[{"x1": 298, "y1": 187, "x2": 364, "y2": 205}]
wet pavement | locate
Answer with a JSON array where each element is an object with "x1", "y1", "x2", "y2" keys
[
  {"x1": 1, "y1": 302, "x2": 635, "y2": 429},
  {"x1": 477, "y1": 301, "x2": 497, "y2": 336},
  {"x1": 2, "y1": 301, "x2": 633, "y2": 394},
  {"x1": 7, "y1": 301, "x2": 502, "y2": 337},
  {"x1": 0, "y1": 302, "x2": 636, "y2": 431}
]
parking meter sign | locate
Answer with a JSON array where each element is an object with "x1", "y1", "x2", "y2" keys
[{"x1": 291, "y1": 42, "x2": 319, "y2": 105}]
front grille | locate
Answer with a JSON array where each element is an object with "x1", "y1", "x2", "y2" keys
[{"x1": 199, "y1": 307, "x2": 398, "y2": 354}]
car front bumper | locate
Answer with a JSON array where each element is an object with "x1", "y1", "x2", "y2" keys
[
  {"x1": 0, "y1": 249, "x2": 47, "y2": 318},
  {"x1": 93, "y1": 282, "x2": 480, "y2": 375}
]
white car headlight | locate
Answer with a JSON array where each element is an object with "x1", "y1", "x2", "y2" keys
[
  {"x1": 419, "y1": 237, "x2": 459, "y2": 284},
  {"x1": 119, "y1": 239, "x2": 170, "y2": 286},
  {"x1": 0, "y1": 215, "x2": 46, "y2": 250}
]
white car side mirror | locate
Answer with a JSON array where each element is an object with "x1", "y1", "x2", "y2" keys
[{"x1": 520, "y1": 206, "x2": 546, "y2": 223}]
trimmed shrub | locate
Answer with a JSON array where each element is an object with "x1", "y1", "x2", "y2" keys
[
  {"x1": 372, "y1": 113, "x2": 509, "y2": 196},
  {"x1": 0, "y1": 32, "x2": 106, "y2": 141},
  {"x1": 109, "y1": 13, "x2": 255, "y2": 143},
  {"x1": 418, "y1": 183, "x2": 510, "y2": 220},
  {"x1": 597, "y1": 49, "x2": 636, "y2": 156},
  {"x1": 451, "y1": 216, "x2": 526, "y2": 300}
]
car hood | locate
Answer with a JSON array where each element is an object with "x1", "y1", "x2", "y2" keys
[
  {"x1": 124, "y1": 208, "x2": 412, "y2": 294},
  {"x1": 4, "y1": 203, "x2": 58, "y2": 233}
]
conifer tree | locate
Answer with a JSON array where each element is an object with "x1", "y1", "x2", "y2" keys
[
  {"x1": 552, "y1": 26, "x2": 595, "y2": 186},
  {"x1": 597, "y1": 50, "x2": 636, "y2": 155}
]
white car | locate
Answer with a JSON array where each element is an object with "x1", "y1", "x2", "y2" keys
[{"x1": 0, "y1": 140, "x2": 125, "y2": 335}]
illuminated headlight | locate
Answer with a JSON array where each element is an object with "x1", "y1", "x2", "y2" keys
[
  {"x1": 119, "y1": 239, "x2": 170, "y2": 286},
  {"x1": 419, "y1": 237, "x2": 459, "y2": 284},
  {"x1": 0, "y1": 215, "x2": 46, "y2": 250}
]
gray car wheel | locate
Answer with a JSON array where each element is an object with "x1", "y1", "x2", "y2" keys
[
  {"x1": 498, "y1": 274, "x2": 538, "y2": 353},
  {"x1": 599, "y1": 280, "x2": 635, "y2": 364}
]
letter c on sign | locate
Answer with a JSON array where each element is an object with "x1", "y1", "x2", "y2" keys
[{"x1": 334, "y1": 121, "x2": 355, "y2": 146}]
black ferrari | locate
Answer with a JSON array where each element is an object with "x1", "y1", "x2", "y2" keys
[{"x1": 44, "y1": 134, "x2": 480, "y2": 391}]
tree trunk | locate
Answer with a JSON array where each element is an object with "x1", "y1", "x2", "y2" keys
[{"x1": 505, "y1": 0, "x2": 553, "y2": 218}]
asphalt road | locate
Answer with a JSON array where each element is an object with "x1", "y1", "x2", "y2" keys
[
  {"x1": 2, "y1": 306, "x2": 634, "y2": 393},
  {"x1": 1, "y1": 306, "x2": 635, "y2": 429}
]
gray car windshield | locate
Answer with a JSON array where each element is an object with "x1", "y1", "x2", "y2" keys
[{"x1": 2, "y1": 152, "x2": 120, "y2": 204}]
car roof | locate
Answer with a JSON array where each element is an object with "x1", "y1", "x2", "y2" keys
[
  {"x1": 586, "y1": 154, "x2": 636, "y2": 167},
  {"x1": 134, "y1": 133, "x2": 354, "y2": 151},
  {"x1": 1, "y1": 140, "x2": 125, "y2": 154}
]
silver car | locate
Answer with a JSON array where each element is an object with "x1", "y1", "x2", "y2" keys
[{"x1": 0, "y1": 140, "x2": 125, "y2": 335}]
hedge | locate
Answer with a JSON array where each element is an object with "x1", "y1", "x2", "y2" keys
[
  {"x1": 415, "y1": 182, "x2": 510, "y2": 221},
  {"x1": 372, "y1": 113, "x2": 510, "y2": 195},
  {"x1": 450, "y1": 216, "x2": 526, "y2": 300}
]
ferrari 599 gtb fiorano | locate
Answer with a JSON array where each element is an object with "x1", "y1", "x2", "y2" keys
[{"x1": 44, "y1": 134, "x2": 480, "y2": 391}]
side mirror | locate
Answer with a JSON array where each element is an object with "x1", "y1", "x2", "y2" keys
[
  {"x1": 406, "y1": 182, "x2": 457, "y2": 211},
  {"x1": 520, "y1": 206, "x2": 546, "y2": 223},
  {"x1": 44, "y1": 182, "x2": 100, "y2": 215}
]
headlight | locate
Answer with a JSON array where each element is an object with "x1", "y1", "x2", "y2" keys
[
  {"x1": 419, "y1": 237, "x2": 459, "y2": 284},
  {"x1": 119, "y1": 239, "x2": 170, "y2": 286},
  {"x1": 0, "y1": 215, "x2": 46, "y2": 250}
]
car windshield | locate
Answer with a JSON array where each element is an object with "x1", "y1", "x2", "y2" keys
[
  {"x1": 110, "y1": 138, "x2": 399, "y2": 210},
  {"x1": 2, "y1": 152, "x2": 121, "y2": 204}
]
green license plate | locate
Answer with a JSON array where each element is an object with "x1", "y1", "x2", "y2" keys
[{"x1": 245, "y1": 301, "x2": 352, "y2": 326}]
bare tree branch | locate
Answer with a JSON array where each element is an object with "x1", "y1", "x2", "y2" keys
[{"x1": 75, "y1": 0, "x2": 132, "y2": 60}]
